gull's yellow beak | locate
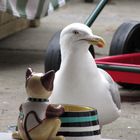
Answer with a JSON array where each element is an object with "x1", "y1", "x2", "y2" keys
[{"x1": 85, "y1": 35, "x2": 106, "y2": 48}]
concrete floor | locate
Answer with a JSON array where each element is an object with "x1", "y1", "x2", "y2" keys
[{"x1": 0, "y1": 0, "x2": 140, "y2": 140}]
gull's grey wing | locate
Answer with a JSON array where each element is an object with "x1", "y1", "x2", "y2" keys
[{"x1": 98, "y1": 68, "x2": 121, "y2": 110}]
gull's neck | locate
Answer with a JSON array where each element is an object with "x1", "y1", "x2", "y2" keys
[{"x1": 60, "y1": 45, "x2": 98, "y2": 74}]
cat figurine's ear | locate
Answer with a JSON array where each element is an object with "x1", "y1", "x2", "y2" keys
[
  {"x1": 41, "y1": 70, "x2": 55, "y2": 91},
  {"x1": 26, "y1": 68, "x2": 33, "y2": 79}
]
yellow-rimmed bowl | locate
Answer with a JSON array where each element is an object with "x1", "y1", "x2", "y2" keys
[{"x1": 58, "y1": 104, "x2": 101, "y2": 140}]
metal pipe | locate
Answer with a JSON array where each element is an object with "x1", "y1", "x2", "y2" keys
[{"x1": 84, "y1": 0, "x2": 109, "y2": 27}]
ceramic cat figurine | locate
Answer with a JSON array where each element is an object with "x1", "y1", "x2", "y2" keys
[{"x1": 12, "y1": 68, "x2": 64, "y2": 140}]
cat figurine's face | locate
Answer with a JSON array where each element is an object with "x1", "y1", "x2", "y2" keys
[{"x1": 25, "y1": 68, "x2": 55, "y2": 99}]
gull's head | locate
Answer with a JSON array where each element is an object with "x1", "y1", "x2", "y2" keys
[{"x1": 60, "y1": 23, "x2": 105, "y2": 51}]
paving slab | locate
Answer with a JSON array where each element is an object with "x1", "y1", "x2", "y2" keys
[{"x1": 0, "y1": 132, "x2": 120, "y2": 140}]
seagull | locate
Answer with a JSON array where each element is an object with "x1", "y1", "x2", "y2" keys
[{"x1": 49, "y1": 23, "x2": 121, "y2": 126}]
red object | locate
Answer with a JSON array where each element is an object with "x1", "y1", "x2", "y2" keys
[{"x1": 95, "y1": 53, "x2": 140, "y2": 84}]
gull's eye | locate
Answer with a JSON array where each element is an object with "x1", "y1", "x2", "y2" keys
[{"x1": 73, "y1": 30, "x2": 79, "y2": 35}]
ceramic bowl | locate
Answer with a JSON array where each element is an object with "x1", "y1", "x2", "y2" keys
[{"x1": 58, "y1": 104, "x2": 101, "y2": 140}]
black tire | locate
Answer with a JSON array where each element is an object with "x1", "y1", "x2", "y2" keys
[
  {"x1": 109, "y1": 21, "x2": 140, "y2": 56},
  {"x1": 109, "y1": 21, "x2": 140, "y2": 88},
  {"x1": 85, "y1": 0, "x2": 94, "y2": 3},
  {"x1": 45, "y1": 30, "x2": 61, "y2": 72},
  {"x1": 44, "y1": 31, "x2": 95, "y2": 72}
]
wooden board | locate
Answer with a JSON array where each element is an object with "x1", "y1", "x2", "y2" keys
[
  {"x1": 0, "y1": 17, "x2": 30, "y2": 39},
  {"x1": 0, "y1": 12, "x2": 40, "y2": 40}
]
